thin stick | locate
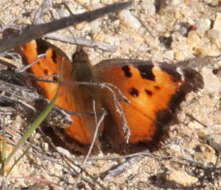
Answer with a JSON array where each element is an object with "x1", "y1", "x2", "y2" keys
[
  {"x1": 45, "y1": 33, "x2": 116, "y2": 51},
  {"x1": 0, "y1": 56, "x2": 18, "y2": 67},
  {"x1": 83, "y1": 104, "x2": 107, "y2": 164},
  {"x1": 0, "y1": 1, "x2": 132, "y2": 53},
  {"x1": 16, "y1": 54, "x2": 46, "y2": 73}
]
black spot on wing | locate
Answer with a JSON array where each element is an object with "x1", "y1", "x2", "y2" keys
[
  {"x1": 129, "y1": 87, "x2": 139, "y2": 97},
  {"x1": 52, "y1": 73, "x2": 58, "y2": 81},
  {"x1": 36, "y1": 39, "x2": 57, "y2": 63},
  {"x1": 137, "y1": 65, "x2": 155, "y2": 81},
  {"x1": 36, "y1": 39, "x2": 49, "y2": 55},
  {"x1": 51, "y1": 51, "x2": 57, "y2": 63},
  {"x1": 154, "y1": 85, "x2": 160, "y2": 90},
  {"x1": 122, "y1": 65, "x2": 132, "y2": 78},
  {"x1": 43, "y1": 69, "x2": 48, "y2": 75},
  {"x1": 145, "y1": 89, "x2": 153, "y2": 96}
]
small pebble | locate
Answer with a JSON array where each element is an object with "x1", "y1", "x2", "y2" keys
[
  {"x1": 166, "y1": 170, "x2": 198, "y2": 186},
  {"x1": 194, "y1": 144, "x2": 217, "y2": 165},
  {"x1": 56, "y1": 146, "x2": 72, "y2": 157},
  {"x1": 170, "y1": 0, "x2": 183, "y2": 6},
  {"x1": 203, "y1": 0, "x2": 219, "y2": 6},
  {"x1": 207, "y1": 29, "x2": 221, "y2": 48},
  {"x1": 196, "y1": 18, "x2": 211, "y2": 36},
  {"x1": 202, "y1": 67, "x2": 221, "y2": 93},
  {"x1": 141, "y1": 1, "x2": 156, "y2": 15},
  {"x1": 118, "y1": 9, "x2": 141, "y2": 30},
  {"x1": 213, "y1": 13, "x2": 221, "y2": 31}
]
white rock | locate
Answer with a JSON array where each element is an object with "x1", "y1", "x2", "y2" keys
[
  {"x1": 194, "y1": 144, "x2": 217, "y2": 164},
  {"x1": 202, "y1": 67, "x2": 221, "y2": 93},
  {"x1": 213, "y1": 13, "x2": 221, "y2": 31},
  {"x1": 171, "y1": 0, "x2": 183, "y2": 6},
  {"x1": 56, "y1": 146, "x2": 72, "y2": 157},
  {"x1": 166, "y1": 170, "x2": 198, "y2": 186},
  {"x1": 141, "y1": 1, "x2": 156, "y2": 15},
  {"x1": 90, "y1": 20, "x2": 101, "y2": 34},
  {"x1": 207, "y1": 29, "x2": 221, "y2": 48},
  {"x1": 196, "y1": 18, "x2": 211, "y2": 36},
  {"x1": 203, "y1": 0, "x2": 219, "y2": 6},
  {"x1": 119, "y1": 10, "x2": 141, "y2": 30}
]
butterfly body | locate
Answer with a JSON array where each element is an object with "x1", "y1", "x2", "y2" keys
[{"x1": 18, "y1": 39, "x2": 203, "y2": 153}]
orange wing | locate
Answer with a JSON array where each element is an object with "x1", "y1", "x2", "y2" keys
[
  {"x1": 19, "y1": 40, "x2": 96, "y2": 146},
  {"x1": 94, "y1": 59, "x2": 203, "y2": 145},
  {"x1": 19, "y1": 40, "x2": 203, "y2": 151}
]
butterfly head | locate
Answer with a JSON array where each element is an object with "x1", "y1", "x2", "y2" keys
[{"x1": 71, "y1": 47, "x2": 94, "y2": 83}]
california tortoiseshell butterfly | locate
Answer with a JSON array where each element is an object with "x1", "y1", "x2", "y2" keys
[{"x1": 17, "y1": 39, "x2": 203, "y2": 153}]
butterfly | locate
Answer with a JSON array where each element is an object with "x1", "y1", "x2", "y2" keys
[{"x1": 17, "y1": 39, "x2": 204, "y2": 153}]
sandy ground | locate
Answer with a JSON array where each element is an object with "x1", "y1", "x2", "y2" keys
[{"x1": 0, "y1": 0, "x2": 221, "y2": 189}]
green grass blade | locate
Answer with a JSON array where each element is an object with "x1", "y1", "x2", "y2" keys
[
  {"x1": 3, "y1": 87, "x2": 60, "y2": 167},
  {"x1": 6, "y1": 145, "x2": 31, "y2": 177}
]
